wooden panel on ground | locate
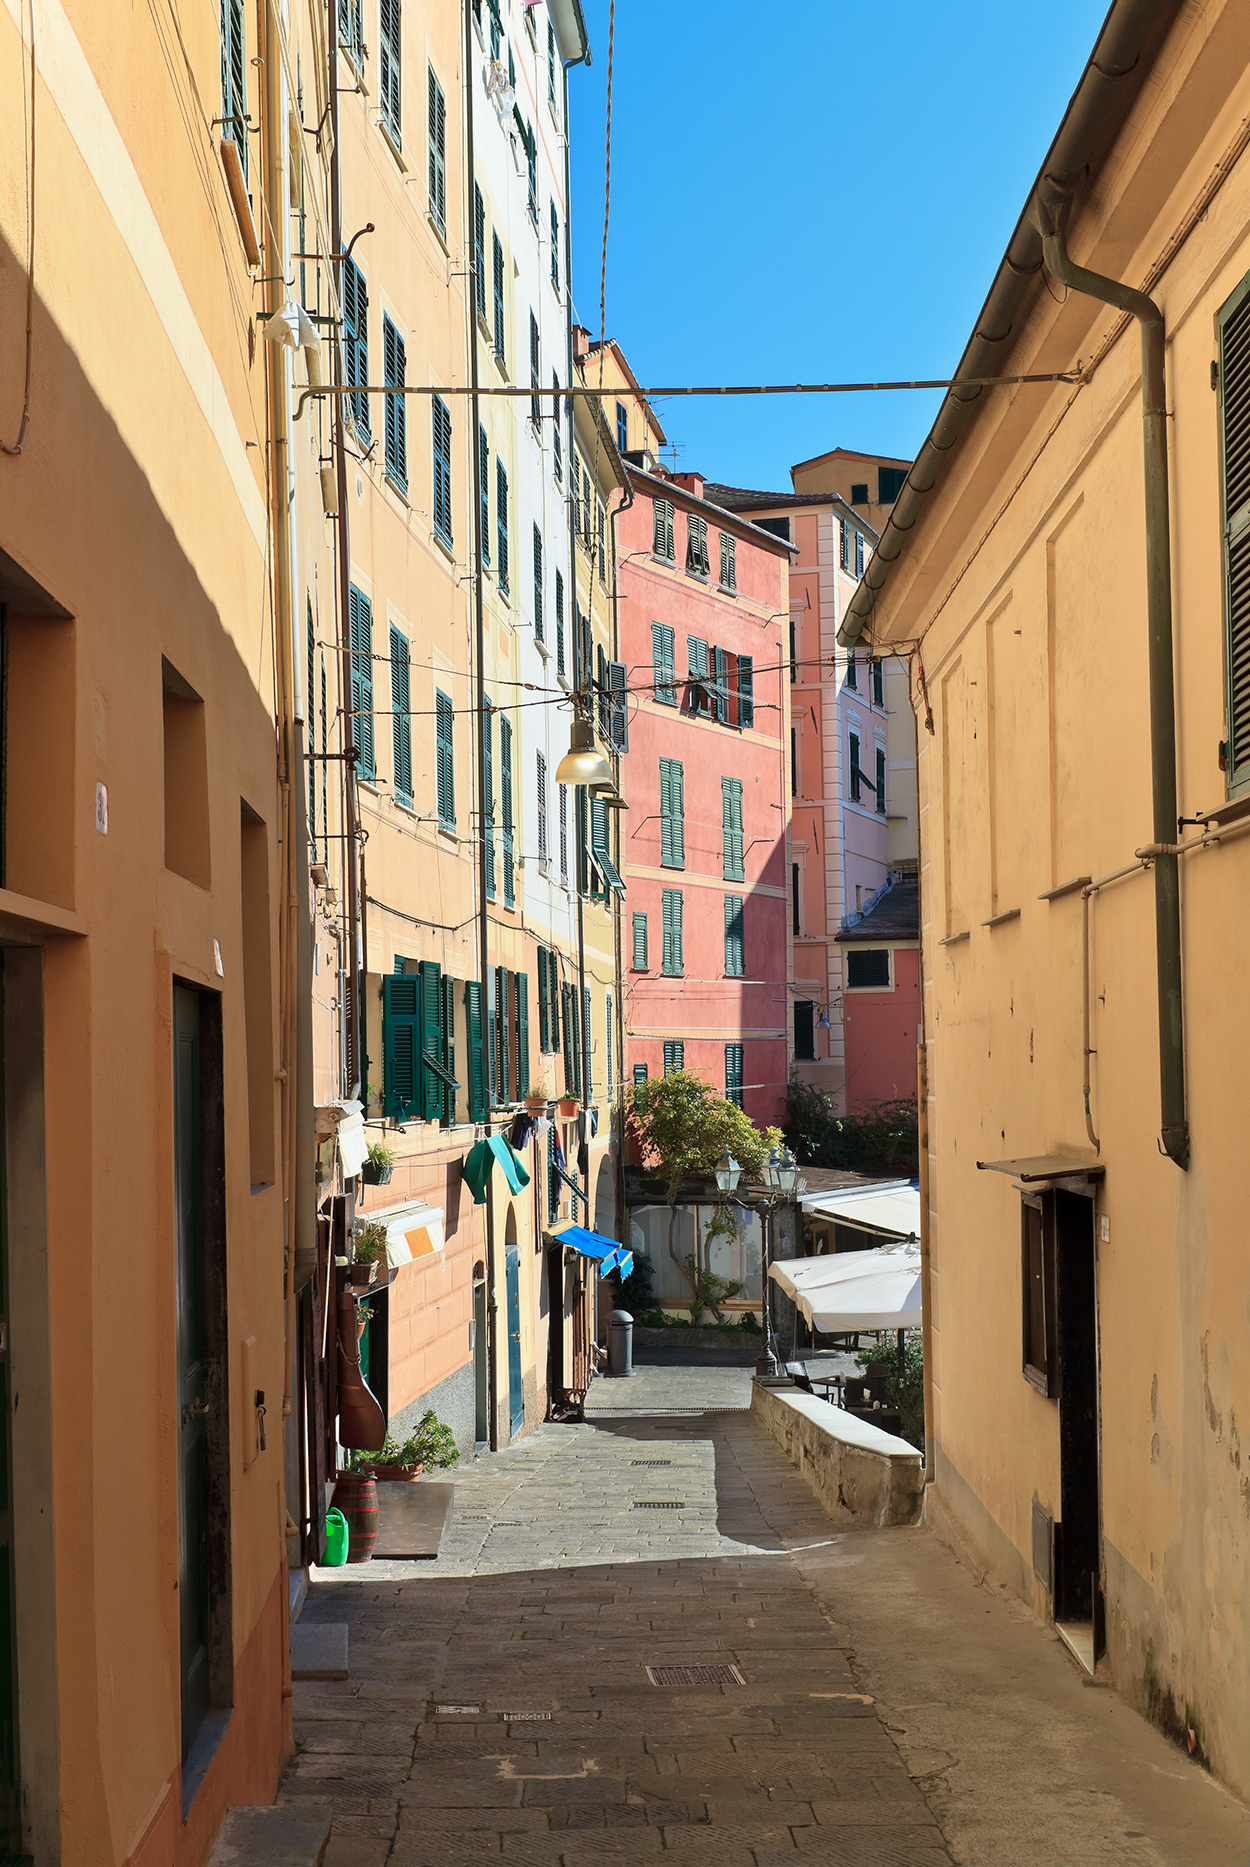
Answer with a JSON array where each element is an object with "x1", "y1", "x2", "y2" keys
[{"x1": 373, "y1": 1481, "x2": 455, "y2": 1558}]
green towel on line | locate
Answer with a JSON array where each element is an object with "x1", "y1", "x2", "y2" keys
[{"x1": 463, "y1": 1135, "x2": 532, "y2": 1205}]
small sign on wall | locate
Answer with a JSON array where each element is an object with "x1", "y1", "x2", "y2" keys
[{"x1": 95, "y1": 782, "x2": 108, "y2": 834}]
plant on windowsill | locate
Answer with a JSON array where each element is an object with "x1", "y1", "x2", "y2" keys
[
  {"x1": 361, "y1": 1140, "x2": 395, "y2": 1185},
  {"x1": 557, "y1": 1090, "x2": 580, "y2": 1117},
  {"x1": 524, "y1": 1074, "x2": 552, "y2": 1110},
  {"x1": 348, "y1": 1218, "x2": 388, "y2": 1289}
]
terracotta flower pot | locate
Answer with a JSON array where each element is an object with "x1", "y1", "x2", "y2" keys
[
  {"x1": 349, "y1": 1260, "x2": 379, "y2": 1290},
  {"x1": 557, "y1": 1098, "x2": 579, "y2": 1118},
  {"x1": 367, "y1": 1462, "x2": 423, "y2": 1482},
  {"x1": 524, "y1": 1096, "x2": 549, "y2": 1111}
]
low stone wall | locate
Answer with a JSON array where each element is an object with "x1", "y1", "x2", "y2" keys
[
  {"x1": 750, "y1": 1379, "x2": 924, "y2": 1528},
  {"x1": 631, "y1": 1325, "x2": 760, "y2": 1364}
]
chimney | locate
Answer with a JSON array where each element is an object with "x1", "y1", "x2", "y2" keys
[
  {"x1": 672, "y1": 471, "x2": 704, "y2": 500},
  {"x1": 572, "y1": 324, "x2": 591, "y2": 365}
]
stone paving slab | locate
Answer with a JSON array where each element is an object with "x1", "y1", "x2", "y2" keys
[{"x1": 281, "y1": 1366, "x2": 952, "y2": 1865}]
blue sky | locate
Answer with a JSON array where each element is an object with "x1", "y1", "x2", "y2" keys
[{"x1": 568, "y1": 0, "x2": 1112, "y2": 492}]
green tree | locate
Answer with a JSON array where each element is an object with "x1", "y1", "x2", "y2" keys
[
  {"x1": 785, "y1": 1080, "x2": 919, "y2": 1176},
  {"x1": 627, "y1": 1070, "x2": 780, "y2": 1313}
]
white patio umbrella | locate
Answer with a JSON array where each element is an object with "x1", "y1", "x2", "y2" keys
[{"x1": 769, "y1": 1241, "x2": 922, "y2": 1332}]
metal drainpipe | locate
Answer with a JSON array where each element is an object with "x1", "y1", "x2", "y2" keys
[
  {"x1": 328, "y1": 0, "x2": 362, "y2": 1103},
  {"x1": 1036, "y1": 193, "x2": 1189, "y2": 1171},
  {"x1": 464, "y1": 0, "x2": 498, "y2": 1449},
  {"x1": 609, "y1": 471, "x2": 635, "y2": 1244}
]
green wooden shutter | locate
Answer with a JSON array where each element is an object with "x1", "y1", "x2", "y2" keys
[
  {"x1": 390, "y1": 626, "x2": 412, "y2": 802},
  {"x1": 659, "y1": 758, "x2": 684, "y2": 867},
  {"x1": 737, "y1": 654, "x2": 754, "y2": 728},
  {"x1": 478, "y1": 423, "x2": 490, "y2": 564},
  {"x1": 606, "y1": 659, "x2": 628, "y2": 749},
  {"x1": 550, "y1": 199, "x2": 559, "y2": 289},
  {"x1": 561, "y1": 981, "x2": 574, "y2": 1091},
  {"x1": 652, "y1": 621, "x2": 675, "y2": 705},
  {"x1": 606, "y1": 994, "x2": 613, "y2": 1093},
  {"x1": 515, "y1": 972, "x2": 529, "y2": 1096},
  {"x1": 431, "y1": 395, "x2": 451, "y2": 542},
  {"x1": 342, "y1": 255, "x2": 368, "y2": 437},
  {"x1": 725, "y1": 1043, "x2": 743, "y2": 1108},
  {"x1": 687, "y1": 636, "x2": 710, "y2": 714},
  {"x1": 876, "y1": 745, "x2": 887, "y2": 814},
  {"x1": 383, "y1": 974, "x2": 420, "y2": 1119},
  {"x1": 222, "y1": 0, "x2": 248, "y2": 179},
  {"x1": 633, "y1": 1062, "x2": 648, "y2": 1085},
  {"x1": 417, "y1": 960, "x2": 442, "y2": 1120},
  {"x1": 348, "y1": 585, "x2": 374, "y2": 779},
  {"x1": 724, "y1": 895, "x2": 744, "y2": 976},
  {"x1": 435, "y1": 689, "x2": 454, "y2": 825},
  {"x1": 582, "y1": 985, "x2": 592, "y2": 1095},
  {"x1": 427, "y1": 65, "x2": 446, "y2": 227},
  {"x1": 632, "y1": 911, "x2": 648, "y2": 970},
  {"x1": 849, "y1": 730, "x2": 861, "y2": 803},
  {"x1": 496, "y1": 458, "x2": 509, "y2": 594},
  {"x1": 483, "y1": 703, "x2": 495, "y2": 899},
  {"x1": 571, "y1": 987, "x2": 581, "y2": 1096},
  {"x1": 486, "y1": 965, "x2": 497, "y2": 1103},
  {"x1": 496, "y1": 967, "x2": 510, "y2": 1103},
  {"x1": 662, "y1": 890, "x2": 683, "y2": 976},
  {"x1": 663, "y1": 1040, "x2": 684, "y2": 1075},
  {"x1": 442, "y1": 972, "x2": 457, "y2": 1125},
  {"x1": 591, "y1": 797, "x2": 624, "y2": 892},
  {"x1": 1220, "y1": 278, "x2": 1250, "y2": 788},
  {"x1": 307, "y1": 601, "x2": 317, "y2": 839},
  {"x1": 493, "y1": 231, "x2": 505, "y2": 362},
  {"x1": 722, "y1": 776, "x2": 744, "y2": 880},
  {"x1": 501, "y1": 714, "x2": 515, "y2": 906},
  {"x1": 537, "y1": 946, "x2": 550, "y2": 1052},
  {"x1": 713, "y1": 645, "x2": 729, "y2": 723},
  {"x1": 465, "y1": 980, "x2": 487, "y2": 1121},
  {"x1": 533, "y1": 525, "x2": 544, "y2": 640},
  {"x1": 474, "y1": 184, "x2": 487, "y2": 318}
]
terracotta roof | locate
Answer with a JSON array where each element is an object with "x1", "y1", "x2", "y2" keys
[
  {"x1": 836, "y1": 875, "x2": 920, "y2": 943},
  {"x1": 625, "y1": 467, "x2": 797, "y2": 557},
  {"x1": 705, "y1": 483, "x2": 880, "y2": 541}
]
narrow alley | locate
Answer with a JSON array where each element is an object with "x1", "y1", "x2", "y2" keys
[{"x1": 280, "y1": 1368, "x2": 1245, "y2": 1867}]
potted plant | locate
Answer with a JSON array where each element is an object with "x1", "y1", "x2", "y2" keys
[
  {"x1": 349, "y1": 1409, "x2": 460, "y2": 1481},
  {"x1": 349, "y1": 1218, "x2": 388, "y2": 1289},
  {"x1": 557, "y1": 1089, "x2": 580, "y2": 1117},
  {"x1": 361, "y1": 1140, "x2": 395, "y2": 1186},
  {"x1": 524, "y1": 1074, "x2": 552, "y2": 1112}
]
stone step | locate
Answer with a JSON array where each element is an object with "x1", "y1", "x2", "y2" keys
[{"x1": 207, "y1": 1806, "x2": 331, "y2": 1867}]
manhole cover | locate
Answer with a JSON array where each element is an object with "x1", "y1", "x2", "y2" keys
[
  {"x1": 645, "y1": 1664, "x2": 746, "y2": 1687},
  {"x1": 633, "y1": 1500, "x2": 684, "y2": 1509},
  {"x1": 631, "y1": 1460, "x2": 672, "y2": 1466}
]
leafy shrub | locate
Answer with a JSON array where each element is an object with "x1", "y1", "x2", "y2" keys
[
  {"x1": 855, "y1": 1330, "x2": 924, "y2": 1451},
  {"x1": 784, "y1": 1080, "x2": 919, "y2": 1176}
]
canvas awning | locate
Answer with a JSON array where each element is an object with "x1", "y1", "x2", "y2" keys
[
  {"x1": 799, "y1": 1179, "x2": 920, "y2": 1240},
  {"x1": 368, "y1": 1201, "x2": 446, "y2": 1268},
  {"x1": 769, "y1": 1242, "x2": 922, "y2": 1331},
  {"x1": 547, "y1": 1223, "x2": 632, "y2": 1278}
]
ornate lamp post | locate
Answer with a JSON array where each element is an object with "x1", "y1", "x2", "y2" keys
[{"x1": 748, "y1": 1146, "x2": 799, "y2": 1379}]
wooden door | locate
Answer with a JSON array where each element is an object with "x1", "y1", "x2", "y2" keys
[{"x1": 174, "y1": 985, "x2": 211, "y2": 1760}]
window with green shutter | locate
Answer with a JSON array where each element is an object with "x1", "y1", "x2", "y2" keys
[
  {"x1": 722, "y1": 776, "x2": 744, "y2": 880},
  {"x1": 561, "y1": 980, "x2": 580, "y2": 1095},
  {"x1": 383, "y1": 974, "x2": 419, "y2": 1119},
  {"x1": 712, "y1": 645, "x2": 729, "y2": 724},
  {"x1": 839, "y1": 519, "x2": 849, "y2": 571},
  {"x1": 724, "y1": 895, "x2": 744, "y2": 976},
  {"x1": 478, "y1": 424, "x2": 490, "y2": 564},
  {"x1": 483, "y1": 702, "x2": 495, "y2": 900},
  {"x1": 719, "y1": 532, "x2": 736, "y2": 591},
  {"x1": 633, "y1": 1063, "x2": 648, "y2": 1085},
  {"x1": 552, "y1": 371, "x2": 563, "y2": 477},
  {"x1": 474, "y1": 184, "x2": 487, "y2": 320},
  {"x1": 494, "y1": 966, "x2": 511, "y2": 1103},
  {"x1": 737, "y1": 654, "x2": 754, "y2": 729},
  {"x1": 514, "y1": 972, "x2": 529, "y2": 1096},
  {"x1": 383, "y1": 315, "x2": 407, "y2": 492},
  {"x1": 379, "y1": 1, "x2": 401, "y2": 143},
  {"x1": 590, "y1": 797, "x2": 624, "y2": 893},
  {"x1": 659, "y1": 758, "x2": 684, "y2": 868},
  {"x1": 537, "y1": 946, "x2": 550, "y2": 1051},
  {"x1": 348, "y1": 585, "x2": 374, "y2": 779},
  {"x1": 855, "y1": 531, "x2": 865, "y2": 577},
  {"x1": 725, "y1": 1043, "x2": 743, "y2": 1108},
  {"x1": 496, "y1": 458, "x2": 509, "y2": 595},
  {"x1": 1219, "y1": 274, "x2": 1250, "y2": 792},
  {"x1": 222, "y1": 0, "x2": 248, "y2": 179},
  {"x1": 632, "y1": 911, "x2": 648, "y2": 971},
  {"x1": 492, "y1": 231, "x2": 506, "y2": 364},
  {"x1": 547, "y1": 1121, "x2": 559, "y2": 1220},
  {"x1": 465, "y1": 979, "x2": 487, "y2": 1121},
  {"x1": 390, "y1": 626, "x2": 412, "y2": 802},
  {"x1": 606, "y1": 994, "x2": 613, "y2": 1094},
  {"x1": 686, "y1": 515, "x2": 710, "y2": 578},
  {"x1": 307, "y1": 601, "x2": 317, "y2": 843},
  {"x1": 605, "y1": 659, "x2": 628, "y2": 750},
  {"x1": 652, "y1": 622, "x2": 676, "y2": 705},
  {"x1": 849, "y1": 729, "x2": 862, "y2": 803},
  {"x1": 500, "y1": 713, "x2": 515, "y2": 906},
  {"x1": 342, "y1": 255, "x2": 369, "y2": 437},
  {"x1": 431, "y1": 395, "x2": 452, "y2": 544},
  {"x1": 661, "y1": 890, "x2": 683, "y2": 976},
  {"x1": 582, "y1": 985, "x2": 592, "y2": 1096},
  {"x1": 663, "y1": 1040, "x2": 684, "y2": 1075},
  {"x1": 550, "y1": 199, "x2": 560, "y2": 292},
  {"x1": 536, "y1": 751, "x2": 548, "y2": 864},
  {"x1": 428, "y1": 65, "x2": 448, "y2": 227},
  {"x1": 872, "y1": 656, "x2": 884, "y2": 707},
  {"x1": 876, "y1": 745, "x2": 887, "y2": 815},
  {"x1": 687, "y1": 636, "x2": 710, "y2": 714},
  {"x1": 441, "y1": 971, "x2": 457, "y2": 1125},
  {"x1": 533, "y1": 526, "x2": 544, "y2": 639},
  {"x1": 418, "y1": 960, "x2": 448, "y2": 1120},
  {"x1": 653, "y1": 498, "x2": 675, "y2": 561},
  {"x1": 435, "y1": 689, "x2": 454, "y2": 826}
]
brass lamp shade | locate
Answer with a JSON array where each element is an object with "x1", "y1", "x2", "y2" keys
[{"x1": 555, "y1": 717, "x2": 614, "y2": 788}]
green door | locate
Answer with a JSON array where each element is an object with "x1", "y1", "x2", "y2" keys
[{"x1": 174, "y1": 986, "x2": 210, "y2": 1761}]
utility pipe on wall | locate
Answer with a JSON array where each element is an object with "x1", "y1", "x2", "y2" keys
[{"x1": 1035, "y1": 192, "x2": 1189, "y2": 1171}]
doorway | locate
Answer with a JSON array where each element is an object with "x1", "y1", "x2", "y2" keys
[
  {"x1": 1053, "y1": 1189, "x2": 1101, "y2": 1657},
  {"x1": 472, "y1": 1265, "x2": 489, "y2": 1451},
  {"x1": 172, "y1": 984, "x2": 231, "y2": 1769},
  {"x1": 504, "y1": 1209, "x2": 523, "y2": 1438}
]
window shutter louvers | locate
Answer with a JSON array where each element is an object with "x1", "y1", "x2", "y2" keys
[
  {"x1": 474, "y1": 185, "x2": 487, "y2": 318},
  {"x1": 500, "y1": 714, "x2": 515, "y2": 906},
  {"x1": 713, "y1": 645, "x2": 728, "y2": 724},
  {"x1": 632, "y1": 911, "x2": 648, "y2": 970},
  {"x1": 661, "y1": 889, "x2": 683, "y2": 976},
  {"x1": 378, "y1": 0, "x2": 401, "y2": 141},
  {"x1": 483, "y1": 704, "x2": 495, "y2": 900},
  {"x1": 465, "y1": 980, "x2": 487, "y2": 1121},
  {"x1": 492, "y1": 232, "x2": 506, "y2": 363},
  {"x1": 348, "y1": 586, "x2": 374, "y2": 779},
  {"x1": 533, "y1": 525, "x2": 543, "y2": 639},
  {"x1": 496, "y1": 459, "x2": 509, "y2": 594},
  {"x1": 737, "y1": 654, "x2": 754, "y2": 729},
  {"x1": 652, "y1": 622, "x2": 676, "y2": 706},
  {"x1": 435, "y1": 688, "x2": 454, "y2": 825},
  {"x1": 478, "y1": 423, "x2": 490, "y2": 563},
  {"x1": 383, "y1": 974, "x2": 420, "y2": 1119},
  {"x1": 390, "y1": 627, "x2": 412, "y2": 801},
  {"x1": 515, "y1": 972, "x2": 529, "y2": 1096},
  {"x1": 383, "y1": 317, "x2": 407, "y2": 492},
  {"x1": 431, "y1": 395, "x2": 452, "y2": 543},
  {"x1": 418, "y1": 960, "x2": 442, "y2": 1120},
  {"x1": 427, "y1": 65, "x2": 447, "y2": 227},
  {"x1": 606, "y1": 660, "x2": 628, "y2": 750},
  {"x1": 725, "y1": 1043, "x2": 743, "y2": 1108},
  {"x1": 1220, "y1": 283, "x2": 1250, "y2": 786},
  {"x1": 724, "y1": 894, "x2": 744, "y2": 976},
  {"x1": 343, "y1": 255, "x2": 369, "y2": 438},
  {"x1": 536, "y1": 751, "x2": 548, "y2": 863},
  {"x1": 722, "y1": 777, "x2": 744, "y2": 880}
]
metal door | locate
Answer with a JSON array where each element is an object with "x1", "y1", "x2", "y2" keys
[
  {"x1": 505, "y1": 1248, "x2": 523, "y2": 1436},
  {"x1": 174, "y1": 986, "x2": 210, "y2": 1760}
]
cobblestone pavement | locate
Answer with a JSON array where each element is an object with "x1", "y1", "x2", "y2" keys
[{"x1": 284, "y1": 1365, "x2": 952, "y2": 1866}]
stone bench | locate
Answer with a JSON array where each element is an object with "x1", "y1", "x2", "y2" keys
[{"x1": 751, "y1": 1378, "x2": 924, "y2": 1528}]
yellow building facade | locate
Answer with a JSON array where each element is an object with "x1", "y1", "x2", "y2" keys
[{"x1": 845, "y1": 0, "x2": 1250, "y2": 1794}]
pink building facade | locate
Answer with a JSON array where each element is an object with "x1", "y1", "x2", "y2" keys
[{"x1": 619, "y1": 470, "x2": 792, "y2": 1127}]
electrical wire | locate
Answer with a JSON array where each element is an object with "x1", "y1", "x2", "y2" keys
[{"x1": 2, "y1": 0, "x2": 36, "y2": 457}]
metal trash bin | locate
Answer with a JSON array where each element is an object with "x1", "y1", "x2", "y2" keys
[{"x1": 607, "y1": 1308, "x2": 634, "y2": 1379}]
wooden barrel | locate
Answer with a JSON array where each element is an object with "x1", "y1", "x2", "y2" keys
[{"x1": 331, "y1": 1473, "x2": 378, "y2": 1563}]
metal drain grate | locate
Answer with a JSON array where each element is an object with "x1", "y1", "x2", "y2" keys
[
  {"x1": 633, "y1": 1500, "x2": 684, "y2": 1509},
  {"x1": 646, "y1": 1663, "x2": 746, "y2": 1687},
  {"x1": 631, "y1": 1459, "x2": 672, "y2": 1466}
]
